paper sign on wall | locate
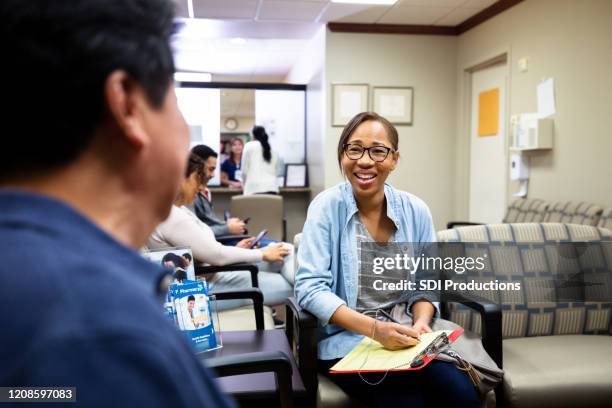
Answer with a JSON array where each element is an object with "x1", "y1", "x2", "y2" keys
[{"x1": 478, "y1": 88, "x2": 499, "y2": 137}]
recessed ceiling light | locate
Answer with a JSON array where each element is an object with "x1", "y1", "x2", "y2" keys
[
  {"x1": 174, "y1": 72, "x2": 212, "y2": 83},
  {"x1": 331, "y1": 0, "x2": 398, "y2": 5},
  {"x1": 230, "y1": 38, "x2": 247, "y2": 45}
]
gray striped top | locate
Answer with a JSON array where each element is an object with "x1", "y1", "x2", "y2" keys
[{"x1": 355, "y1": 218, "x2": 407, "y2": 312}]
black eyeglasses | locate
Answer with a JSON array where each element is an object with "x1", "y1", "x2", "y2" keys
[{"x1": 343, "y1": 143, "x2": 395, "y2": 162}]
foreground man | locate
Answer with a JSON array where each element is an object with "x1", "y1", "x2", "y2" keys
[{"x1": 0, "y1": 0, "x2": 233, "y2": 406}]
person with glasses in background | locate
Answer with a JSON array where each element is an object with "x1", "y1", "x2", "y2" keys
[{"x1": 294, "y1": 112, "x2": 480, "y2": 407}]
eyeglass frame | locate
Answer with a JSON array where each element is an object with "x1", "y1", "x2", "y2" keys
[{"x1": 342, "y1": 143, "x2": 396, "y2": 163}]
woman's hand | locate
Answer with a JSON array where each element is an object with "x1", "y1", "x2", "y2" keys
[
  {"x1": 373, "y1": 321, "x2": 420, "y2": 350},
  {"x1": 412, "y1": 318, "x2": 433, "y2": 334},
  {"x1": 227, "y1": 217, "x2": 246, "y2": 234},
  {"x1": 261, "y1": 243, "x2": 289, "y2": 262},
  {"x1": 235, "y1": 237, "x2": 255, "y2": 248}
]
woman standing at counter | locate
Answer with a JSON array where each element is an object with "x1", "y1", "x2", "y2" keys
[
  {"x1": 241, "y1": 125, "x2": 280, "y2": 195},
  {"x1": 220, "y1": 137, "x2": 243, "y2": 188}
]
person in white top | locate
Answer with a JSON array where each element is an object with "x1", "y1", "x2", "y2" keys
[
  {"x1": 241, "y1": 126, "x2": 280, "y2": 195},
  {"x1": 148, "y1": 153, "x2": 294, "y2": 310}
]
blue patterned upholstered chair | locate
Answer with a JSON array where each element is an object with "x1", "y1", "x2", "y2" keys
[{"x1": 437, "y1": 223, "x2": 612, "y2": 408}]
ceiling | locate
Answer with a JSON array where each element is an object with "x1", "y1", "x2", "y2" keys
[
  {"x1": 171, "y1": 0, "x2": 501, "y2": 81},
  {"x1": 173, "y1": 0, "x2": 498, "y2": 25}
]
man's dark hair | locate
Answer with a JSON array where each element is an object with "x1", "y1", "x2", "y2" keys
[
  {"x1": 182, "y1": 253, "x2": 192, "y2": 261},
  {"x1": 0, "y1": 0, "x2": 176, "y2": 180},
  {"x1": 191, "y1": 145, "x2": 218, "y2": 162},
  {"x1": 187, "y1": 295, "x2": 195, "y2": 302}
]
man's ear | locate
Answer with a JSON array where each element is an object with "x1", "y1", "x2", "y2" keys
[{"x1": 103, "y1": 70, "x2": 149, "y2": 149}]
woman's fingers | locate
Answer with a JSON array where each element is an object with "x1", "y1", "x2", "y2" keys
[{"x1": 395, "y1": 324, "x2": 420, "y2": 339}]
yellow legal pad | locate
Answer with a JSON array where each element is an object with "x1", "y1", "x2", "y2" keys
[{"x1": 330, "y1": 330, "x2": 457, "y2": 373}]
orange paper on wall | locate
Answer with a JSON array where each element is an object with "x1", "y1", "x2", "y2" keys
[{"x1": 478, "y1": 88, "x2": 499, "y2": 137}]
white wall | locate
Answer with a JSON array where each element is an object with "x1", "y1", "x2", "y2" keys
[
  {"x1": 286, "y1": 26, "x2": 327, "y2": 197},
  {"x1": 325, "y1": 30, "x2": 457, "y2": 231},
  {"x1": 454, "y1": 0, "x2": 612, "y2": 219}
]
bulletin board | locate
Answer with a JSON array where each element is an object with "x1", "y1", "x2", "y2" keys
[{"x1": 478, "y1": 88, "x2": 499, "y2": 137}]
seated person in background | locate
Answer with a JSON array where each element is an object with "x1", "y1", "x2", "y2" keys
[
  {"x1": 295, "y1": 112, "x2": 479, "y2": 408},
  {"x1": 220, "y1": 137, "x2": 243, "y2": 188},
  {"x1": 0, "y1": 0, "x2": 233, "y2": 406},
  {"x1": 148, "y1": 153, "x2": 295, "y2": 311},
  {"x1": 191, "y1": 144, "x2": 276, "y2": 247},
  {"x1": 190, "y1": 145, "x2": 246, "y2": 237}
]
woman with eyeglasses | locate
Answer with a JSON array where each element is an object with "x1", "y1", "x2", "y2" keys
[{"x1": 294, "y1": 112, "x2": 479, "y2": 407}]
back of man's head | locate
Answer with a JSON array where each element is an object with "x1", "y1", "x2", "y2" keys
[
  {"x1": 0, "y1": 0, "x2": 176, "y2": 180},
  {"x1": 191, "y1": 145, "x2": 218, "y2": 162}
]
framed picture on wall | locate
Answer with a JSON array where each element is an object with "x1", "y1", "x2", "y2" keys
[
  {"x1": 284, "y1": 164, "x2": 308, "y2": 188},
  {"x1": 372, "y1": 86, "x2": 414, "y2": 125},
  {"x1": 332, "y1": 83, "x2": 369, "y2": 127}
]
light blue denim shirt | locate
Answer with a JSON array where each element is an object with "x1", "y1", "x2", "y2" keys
[{"x1": 294, "y1": 181, "x2": 438, "y2": 360}]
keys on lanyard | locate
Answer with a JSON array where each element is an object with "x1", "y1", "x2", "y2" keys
[{"x1": 444, "y1": 349, "x2": 481, "y2": 388}]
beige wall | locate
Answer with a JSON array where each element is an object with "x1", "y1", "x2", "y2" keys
[
  {"x1": 325, "y1": 31, "x2": 457, "y2": 231},
  {"x1": 454, "y1": 0, "x2": 612, "y2": 220}
]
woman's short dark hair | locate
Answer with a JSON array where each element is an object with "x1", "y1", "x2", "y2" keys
[
  {"x1": 336, "y1": 112, "x2": 399, "y2": 170},
  {"x1": 186, "y1": 153, "x2": 205, "y2": 182}
]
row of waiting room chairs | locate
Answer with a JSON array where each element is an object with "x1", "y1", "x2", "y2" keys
[{"x1": 449, "y1": 198, "x2": 612, "y2": 230}]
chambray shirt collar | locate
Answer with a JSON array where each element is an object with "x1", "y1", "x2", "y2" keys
[{"x1": 339, "y1": 181, "x2": 401, "y2": 230}]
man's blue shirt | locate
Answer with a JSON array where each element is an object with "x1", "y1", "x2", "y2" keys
[{"x1": 0, "y1": 191, "x2": 234, "y2": 407}]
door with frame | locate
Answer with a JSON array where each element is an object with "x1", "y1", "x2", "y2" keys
[{"x1": 468, "y1": 61, "x2": 508, "y2": 224}]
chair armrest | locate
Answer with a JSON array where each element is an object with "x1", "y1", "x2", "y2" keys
[
  {"x1": 206, "y1": 351, "x2": 293, "y2": 408},
  {"x1": 446, "y1": 221, "x2": 484, "y2": 229},
  {"x1": 284, "y1": 297, "x2": 318, "y2": 407},
  {"x1": 442, "y1": 291, "x2": 503, "y2": 368},
  {"x1": 216, "y1": 234, "x2": 250, "y2": 244},
  {"x1": 210, "y1": 288, "x2": 265, "y2": 330},
  {"x1": 195, "y1": 263, "x2": 259, "y2": 288}
]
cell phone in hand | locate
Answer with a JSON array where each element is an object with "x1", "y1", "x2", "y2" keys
[
  {"x1": 247, "y1": 229, "x2": 268, "y2": 249},
  {"x1": 224, "y1": 210, "x2": 231, "y2": 221}
]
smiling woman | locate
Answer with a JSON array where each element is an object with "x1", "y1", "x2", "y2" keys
[{"x1": 294, "y1": 111, "x2": 480, "y2": 407}]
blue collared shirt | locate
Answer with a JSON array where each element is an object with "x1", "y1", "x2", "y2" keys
[
  {"x1": 295, "y1": 182, "x2": 438, "y2": 360},
  {"x1": 0, "y1": 191, "x2": 234, "y2": 407}
]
